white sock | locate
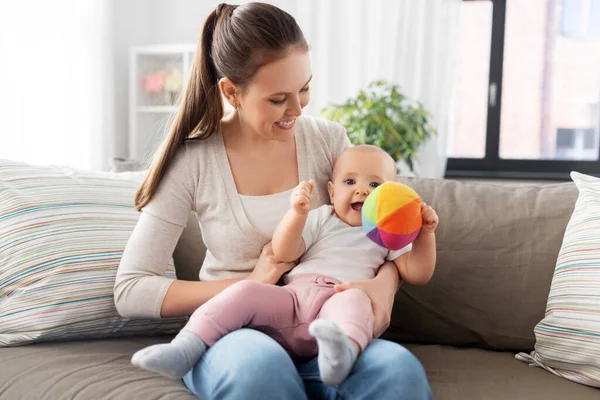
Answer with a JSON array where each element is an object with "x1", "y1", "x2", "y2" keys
[
  {"x1": 131, "y1": 331, "x2": 207, "y2": 379},
  {"x1": 309, "y1": 319, "x2": 360, "y2": 386}
]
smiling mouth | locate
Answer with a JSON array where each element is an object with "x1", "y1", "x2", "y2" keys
[
  {"x1": 274, "y1": 118, "x2": 296, "y2": 130},
  {"x1": 351, "y1": 202, "x2": 363, "y2": 211}
]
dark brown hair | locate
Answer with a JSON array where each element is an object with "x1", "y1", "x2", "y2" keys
[{"x1": 135, "y1": 2, "x2": 308, "y2": 211}]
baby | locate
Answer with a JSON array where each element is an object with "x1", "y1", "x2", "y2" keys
[{"x1": 132, "y1": 145, "x2": 439, "y2": 386}]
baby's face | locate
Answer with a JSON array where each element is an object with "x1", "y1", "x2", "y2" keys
[{"x1": 328, "y1": 148, "x2": 396, "y2": 226}]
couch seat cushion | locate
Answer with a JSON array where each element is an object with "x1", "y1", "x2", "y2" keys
[
  {"x1": 4, "y1": 337, "x2": 598, "y2": 400},
  {"x1": 407, "y1": 344, "x2": 599, "y2": 400},
  {"x1": 0, "y1": 336, "x2": 195, "y2": 400}
]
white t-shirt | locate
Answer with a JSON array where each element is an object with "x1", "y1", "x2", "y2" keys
[
  {"x1": 285, "y1": 205, "x2": 412, "y2": 283},
  {"x1": 239, "y1": 189, "x2": 292, "y2": 238}
]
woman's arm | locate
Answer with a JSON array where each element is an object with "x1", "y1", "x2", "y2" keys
[
  {"x1": 115, "y1": 209, "x2": 190, "y2": 318},
  {"x1": 121, "y1": 241, "x2": 294, "y2": 318},
  {"x1": 116, "y1": 211, "x2": 294, "y2": 318},
  {"x1": 374, "y1": 259, "x2": 402, "y2": 292},
  {"x1": 160, "y1": 241, "x2": 295, "y2": 317},
  {"x1": 160, "y1": 278, "x2": 243, "y2": 317},
  {"x1": 115, "y1": 144, "x2": 202, "y2": 318},
  {"x1": 334, "y1": 261, "x2": 401, "y2": 338}
]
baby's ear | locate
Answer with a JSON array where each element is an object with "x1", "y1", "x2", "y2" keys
[{"x1": 327, "y1": 181, "x2": 334, "y2": 204}]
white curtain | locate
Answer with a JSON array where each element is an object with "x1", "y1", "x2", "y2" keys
[
  {"x1": 279, "y1": 0, "x2": 462, "y2": 178},
  {"x1": 0, "y1": 0, "x2": 114, "y2": 171}
]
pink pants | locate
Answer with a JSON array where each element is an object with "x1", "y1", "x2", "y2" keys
[{"x1": 183, "y1": 274, "x2": 374, "y2": 358}]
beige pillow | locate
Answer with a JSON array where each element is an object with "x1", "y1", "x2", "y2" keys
[
  {"x1": 0, "y1": 160, "x2": 186, "y2": 346},
  {"x1": 516, "y1": 172, "x2": 600, "y2": 387}
]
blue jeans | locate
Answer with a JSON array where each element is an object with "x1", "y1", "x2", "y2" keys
[{"x1": 183, "y1": 328, "x2": 432, "y2": 400}]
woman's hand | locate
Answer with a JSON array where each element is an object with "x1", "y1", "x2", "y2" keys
[
  {"x1": 246, "y1": 242, "x2": 295, "y2": 285},
  {"x1": 334, "y1": 262, "x2": 399, "y2": 338}
]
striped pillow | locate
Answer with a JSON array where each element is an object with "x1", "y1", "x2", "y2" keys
[
  {"x1": 0, "y1": 160, "x2": 186, "y2": 346},
  {"x1": 516, "y1": 171, "x2": 600, "y2": 387}
]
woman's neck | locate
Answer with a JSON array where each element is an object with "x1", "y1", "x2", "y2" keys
[{"x1": 221, "y1": 110, "x2": 274, "y2": 150}]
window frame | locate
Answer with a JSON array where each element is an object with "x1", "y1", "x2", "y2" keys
[{"x1": 446, "y1": 0, "x2": 600, "y2": 180}]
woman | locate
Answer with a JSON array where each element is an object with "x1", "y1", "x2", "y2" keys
[{"x1": 114, "y1": 3, "x2": 432, "y2": 399}]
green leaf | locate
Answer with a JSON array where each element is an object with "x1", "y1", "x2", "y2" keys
[{"x1": 320, "y1": 80, "x2": 436, "y2": 173}]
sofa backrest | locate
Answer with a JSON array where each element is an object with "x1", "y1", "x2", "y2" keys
[
  {"x1": 385, "y1": 177, "x2": 578, "y2": 352},
  {"x1": 172, "y1": 178, "x2": 579, "y2": 352},
  {"x1": 173, "y1": 212, "x2": 206, "y2": 282}
]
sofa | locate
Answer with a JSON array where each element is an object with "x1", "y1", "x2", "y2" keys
[{"x1": 1, "y1": 174, "x2": 599, "y2": 399}]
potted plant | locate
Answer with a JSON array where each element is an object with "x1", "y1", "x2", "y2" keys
[{"x1": 321, "y1": 80, "x2": 436, "y2": 174}]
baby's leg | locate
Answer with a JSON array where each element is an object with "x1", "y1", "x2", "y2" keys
[
  {"x1": 132, "y1": 280, "x2": 296, "y2": 379},
  {"x1": 309, "y1": 288, "x2": 373, "y2": 386}
]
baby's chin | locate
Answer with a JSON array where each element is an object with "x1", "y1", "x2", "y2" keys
[{"x1": 332, "y1": 209, "x2": 362, "y2": 227}]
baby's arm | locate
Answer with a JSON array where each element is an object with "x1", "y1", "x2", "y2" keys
[
  {"x1": 392, "y1": 202, "x2": 439, "y2": 285},
  {"x1": 272, "y1": 180, "x2": 314, "y2": 262},
  {"x1": 392, "y1": 232, "x2": 436, "y2": 285}
]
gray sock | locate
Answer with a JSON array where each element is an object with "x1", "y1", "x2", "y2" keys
[
  {"x1": 309, "y1": 319, "x2": 360, "y2": 386},
  {"x1": 131, "y1": 330, "x2": 207, "y2": 379}
]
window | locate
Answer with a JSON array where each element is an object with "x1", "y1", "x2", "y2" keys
[
  {"x1": 447, "y1": 0, "x2": 600, "y2": 179},
  {"x1": 561, "y1": 0, "x2": 600, "y2": 38},
  {"x1": 0, "y1": 1, "x2": 113, "y2": 171}
]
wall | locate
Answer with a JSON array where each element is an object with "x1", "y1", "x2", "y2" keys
[
  {"x1": 112, "y1": 0, "x2": 157, "y2": 157},
  {"x1": 111, "y1": 0, "x2": 241, "y2": 157},
  {"x1": 144, "y1": 0, "x2": 219, "y2": 44},
  {"x1": 110, "y1": 0, "x2": 298, "y2": 157},
  {"x1": 110, "y1": 0, "x2": 457, "y2": 180}
]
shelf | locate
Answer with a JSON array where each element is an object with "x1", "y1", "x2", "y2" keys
[
  {"x1": 129, "y1": 44, "x2": 196, "y2": 161},
  {"x1": 136, "y1": 106, "x2": 179, "y2": 113}
]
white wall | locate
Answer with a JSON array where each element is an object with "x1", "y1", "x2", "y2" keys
[
  {"x1": 110, "y1": 1, "x2": 457, "y2": 180},
  {"x1": 146, "y1": 0, "x2": 298, "y2": 44},
  {"x1": 112, "y1": 0, "x2": 158, "y2": 158},
  {"x1": 146, "y1": 0, "x2": 218, "y2": 44},
  {"x1": 110, "y1": 0, "x2": 296, "y2": 157}
]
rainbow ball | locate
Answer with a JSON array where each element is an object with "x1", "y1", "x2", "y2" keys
[{"x1": 362, "y1": 181, "x2": 422, "y2": 251}]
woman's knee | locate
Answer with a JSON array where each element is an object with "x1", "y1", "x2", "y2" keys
[
  {"x1": 183, "y1": 329, "x2": 307, "y2": 399},
  {"x1": 359, "y1": 339, "x2": 432, "y2": 398}
]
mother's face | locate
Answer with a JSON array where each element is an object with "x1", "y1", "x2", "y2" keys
[{"x1": 237, "y1": 49, "x2": 312, "y2": 142}]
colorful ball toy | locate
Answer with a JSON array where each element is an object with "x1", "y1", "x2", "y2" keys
[{"x1": 362, "y1": 181, "x2": 422, "y2": 251}]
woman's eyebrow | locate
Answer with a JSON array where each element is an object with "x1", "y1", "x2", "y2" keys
[{"x1": 269, "y1": 75, "x2": 313, "y2": 96}]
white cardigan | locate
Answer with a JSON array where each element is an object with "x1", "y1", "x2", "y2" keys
[{"x1": 114, "y1": 116, "x2": 351, "y2": 317}]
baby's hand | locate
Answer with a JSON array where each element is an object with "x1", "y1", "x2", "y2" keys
[
  {"x1": 291, "y1": 179, "x2": 314, "y2": 215},
  {"x1": 420, "y1": 202, "x2": 439, "y2": 233}
]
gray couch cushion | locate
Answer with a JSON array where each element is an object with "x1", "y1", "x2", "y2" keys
[
  {"x1": 406, "y1": 344, "x2": 599, "y2": 400},
  {"x1": 173, "y1": 212, "x2": 206, "y2": 282},
  {"x1": 172, "y1": 178, "x2": 580, "y2": 352},
  {"x1": 385, "y1": 178, "x2": 579, "y2": 351},
  {"x1": 2, "y1": 338, "x2": 597, "y2": 399}
]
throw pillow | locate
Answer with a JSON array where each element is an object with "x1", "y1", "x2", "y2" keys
[
  {"x1": 0, "y1": 160, "x2": 186, "y2": 346},
  {"x1": 516, "y1": 171, "x2": 600, "y2": 387}
]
